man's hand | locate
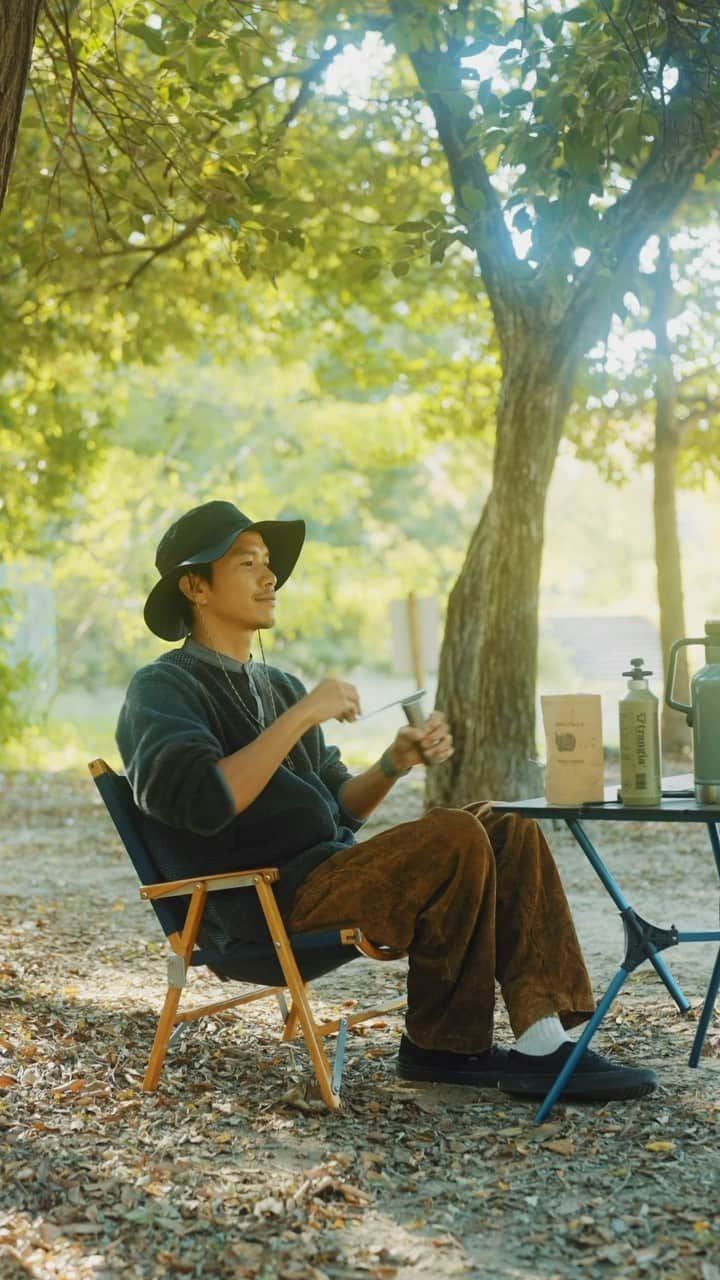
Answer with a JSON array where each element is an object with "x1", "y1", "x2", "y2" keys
[
  {"x1": 304, "y1": 678, "x2": 361, "y2": 725},
  {"x1": 388, "y1": 710, "x2": 454, "y2": 771},
  {"x1": 340, "y1": 709, "x2": 453, "y2": 822}
]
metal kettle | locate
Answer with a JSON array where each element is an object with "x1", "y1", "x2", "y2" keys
[{"x1": 665, "y1": 619, "x2": 720, "y2": 804}]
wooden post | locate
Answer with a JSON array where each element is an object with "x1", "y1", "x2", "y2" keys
[{"x1": 407, "y1": 592, "x2": 424, "y2": 691}]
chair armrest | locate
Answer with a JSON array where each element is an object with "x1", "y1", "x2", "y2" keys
[
  {"x1": 339, "y1": 927, "x2": 407, "y2": 961},
  {"x1": 140, "y1": 867, "x2": 280, "y2": 901}
]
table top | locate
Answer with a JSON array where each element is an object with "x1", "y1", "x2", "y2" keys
[{"x1": 492, "y1": 774, "x2": 720, "y2": 822}]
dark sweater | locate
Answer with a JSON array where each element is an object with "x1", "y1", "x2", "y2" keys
[{"x1": 116, "y1": 645, "x2": 363, "y2": 944}]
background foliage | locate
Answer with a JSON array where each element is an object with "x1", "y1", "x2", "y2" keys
[{"x1": 2, "y1": 1, "x2": 720, "y2": 778}]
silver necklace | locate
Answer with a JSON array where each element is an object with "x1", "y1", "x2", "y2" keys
[{"x1": 207, "y1": 633, "x2": 297, "y2": 773}]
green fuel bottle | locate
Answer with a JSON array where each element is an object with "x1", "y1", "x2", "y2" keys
[{"x1": 619, "y1": 658, "x2": 661, "y2": 805}]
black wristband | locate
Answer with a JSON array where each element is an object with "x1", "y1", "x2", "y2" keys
[{"x1": 379, "y1": 747, "x2": 411, "y2": 779}]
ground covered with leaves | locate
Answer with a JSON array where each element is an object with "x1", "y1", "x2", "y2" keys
[{"x1": 1, "y1": 770, "x2": 719, "y2": 1280}]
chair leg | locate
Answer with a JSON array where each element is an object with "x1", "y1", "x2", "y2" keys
[
  {"x1": 281, "y1": 999, "x2": 302, "y2": 1042},
  {"x1": 144, "y1": 887, "x2": 206, "y2": 1092},
  {"x1": 144, "y1": 985, "x2": 182, "y2": 1091},
  {"x1": 255, "y1": 878, "x2": 340, "y2": 1110}
]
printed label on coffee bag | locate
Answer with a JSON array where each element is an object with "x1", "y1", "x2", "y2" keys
[{"x1": 541, "y1": 694, "x2": 604, "y2": 804}]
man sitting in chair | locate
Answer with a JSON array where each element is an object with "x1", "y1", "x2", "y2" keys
[{"x1": 117, "y1": 500, "x2": 657, "y2": 1103}]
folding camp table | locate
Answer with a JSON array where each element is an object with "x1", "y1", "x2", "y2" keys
[{"x1": 492, "y1": 774, "x2": 720, "y2": 1123}]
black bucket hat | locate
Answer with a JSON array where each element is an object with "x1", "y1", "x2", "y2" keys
[{"x1": 144, "y1": 500, "x2": 305, "y2": 640}]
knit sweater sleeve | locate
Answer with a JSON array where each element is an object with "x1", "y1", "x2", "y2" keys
[
  {"x1": 116, "y1": 662, "x2": 236, "y2": 836},
  {"x1": 318, "y1": 738, "x2": 364, "y2": 832},
  {"x1": 282, "y1": 672, "x2": 364, "y2": 833}
]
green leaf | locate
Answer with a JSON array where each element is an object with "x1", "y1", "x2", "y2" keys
[
  {"x1": 396, "y1": 240, "x2": 421, "y2": 259},
  {"x1": 503, "y1": 88, "x2": 532, "y2": 109},
  {"x1": 183, "y1": 44, "x2": 208, "y2": 80},
  {"x1": 394, "y1": 220, "x2": 433, "y2": 233},
  {"x1": 391, "y1": 261, "x2": 410, "y2": 277},
  {"x1": 563, "y1": 129, "x2": 602, "y2": 177},
  {"x1": 122, "y1": 21, "x2": 167, "y2": 55},
  {"x1": 474, "y1": 6, "x2": 502, "y2": 36},
  {"x1": 459, "y1": 184, "x2": 485, "y2": 212},
  {"x1": 430, "y1": 239, "x2": 451, "y2": 263},
  {"x1": 563, "y1": 6, "x2": 595, "y2": 22},
  {"x1": 476, "y1": 80, "x2": 500, "y2": 113},
  {"x1": 480, "y1": 128, "x2": 507, "y2": 151},
  {"x1": 542, "y1": 14, "x2": 563, "y2": 40}
]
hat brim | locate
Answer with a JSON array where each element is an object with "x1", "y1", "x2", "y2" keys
[{"x1": 143, "y1": 518, "x2": 305, "y2": 641}]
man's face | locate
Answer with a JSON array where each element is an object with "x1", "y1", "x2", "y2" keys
[{"x1": 191, "y1": 530, "x2": 277, "y2": 633}]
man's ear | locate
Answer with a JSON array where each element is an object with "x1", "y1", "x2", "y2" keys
[{"x1": 178, "y1": 572, "x2": 207, "y2": 605}]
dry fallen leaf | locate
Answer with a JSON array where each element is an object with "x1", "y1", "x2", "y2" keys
[
  {"x1": 1, "y1": 768, "x2": 719, "y2": 1280},
  {"x1": 279, "y1": 1080, "x2": 327, "y2": 1114},
  {"x1": 542, "y1": 1138, "x2": 575, "y2": 1157},
  {"x1": 52, "y1": 1078, "x2": 87, "y2": 1098}
]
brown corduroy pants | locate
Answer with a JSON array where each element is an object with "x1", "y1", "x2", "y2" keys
[{"x1": 285, "y1": 805, "x2": 595, "y2": 1053}]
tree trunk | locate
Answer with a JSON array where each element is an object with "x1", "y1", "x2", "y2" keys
[
  {"x1": 655, "y1": 431, "x2": 691, "y2": 755},
  {"x1": 0, "y1": 0, "x2": 43, "y2": 214},
  {"x1": 426, "y1": 348, "x2": 572, "y2": 805},
  {"x1": 398, "y1": 9, "x2": 712, "y2": 804},
  {"x1": 651, "y1": 237, "x2": 692, "y2": 758}
]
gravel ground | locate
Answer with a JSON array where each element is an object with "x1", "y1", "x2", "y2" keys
[{"x1": 0, "y1": 768, "x2": 718, "y2": 1280}]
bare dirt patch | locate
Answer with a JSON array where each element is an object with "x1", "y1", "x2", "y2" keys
[{"x1": 1, "y1": 769, "x2": 718, "y2": 1280}]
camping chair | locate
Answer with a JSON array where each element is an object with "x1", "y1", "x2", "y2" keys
[{"x1": 88, "y1": 759, "x2": 407, "y2": 1109}]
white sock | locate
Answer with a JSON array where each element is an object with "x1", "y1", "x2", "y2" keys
[{"x1": 514, "y1": 1015, "x2": 572, "y2": 1057}]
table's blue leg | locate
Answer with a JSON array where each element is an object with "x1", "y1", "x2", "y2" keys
[
  {"x1": 688, "y1": 947, "x2": 720, "y2": 1068},
  {"x1": 567, "y1": 820, "x2": 632, "y2": 912},
  {"x1": 530, "y1": 813, "x2": 720, "y2": 1116},
  {"x1": 685, "y1": 821, "x2": 720, "y2": 1066},
  {"x1": 642, "y1": 947, "x2": 691, "y2": 1013},
  {"x1": 676, "y1": 819, "x2": 717, "y2": 1059},
  {"x1": 708, "y1": 821, "x2": 720, "y2": 880},
  {"x1": 685, "y1": 822, "x2": 720, "y2": 1064},
  {"x1": 534, "y1": 968, "x2": 629, "y2": 1124},
  {"x1": 567, "y1": 819, "x2": 690, "y2": 1013}
]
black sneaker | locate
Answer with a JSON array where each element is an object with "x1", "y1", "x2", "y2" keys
[
  {"x1": 498, "y1": 1042, "x2": 658, "y2": 1102},
  {"x1": 397, "y1": 1034, "x2": 508, "y2": 1087}
]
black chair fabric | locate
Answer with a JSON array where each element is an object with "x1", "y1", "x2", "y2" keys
[
  {"x1": 92, "y1": 766, "x2": 361, "y2": 986},
  {"x1": 193, "y1": 930, "x2": 360, "y2": 985},
  {"x1": 94, "y1": 769, "x2": 187, "y2": 937}
]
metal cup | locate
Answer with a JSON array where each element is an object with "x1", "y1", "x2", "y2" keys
[
  {"x1": 401, "y1": 691, "x2": 427, "y2": 728},
  {"x1": 402, "y1": 691, "x2": 436, "y2": 764}
]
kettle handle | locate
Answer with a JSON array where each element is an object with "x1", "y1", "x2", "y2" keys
[{"x1": 665, "y1": 637, "x2": 705, "y2": 717}]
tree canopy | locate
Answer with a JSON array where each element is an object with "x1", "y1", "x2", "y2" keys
[{"x1": 4, "y1": 0, "x2": 720, "y2": 794}]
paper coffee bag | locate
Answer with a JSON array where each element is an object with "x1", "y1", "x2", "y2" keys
[{"x1": 541, "y1": 694, "x2": 604, "y2": 805}]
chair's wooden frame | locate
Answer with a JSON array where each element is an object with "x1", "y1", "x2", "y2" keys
[{"x1": 89, "y1": 759, "x2": 406, "y2": 1109}]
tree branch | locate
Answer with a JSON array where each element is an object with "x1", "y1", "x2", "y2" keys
[
  {"x1": 559, "y1": 72, "x2": 717, "y2": 361},
  {"x1": 389, "y1": 2, "x2": 524, "y2": 349},
  {"x1": 277, "y1": 35, "x2": 354, "y2": 131},
  {"x1": 122, "y1": 215, "x2": 206, "y2": 287}
]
